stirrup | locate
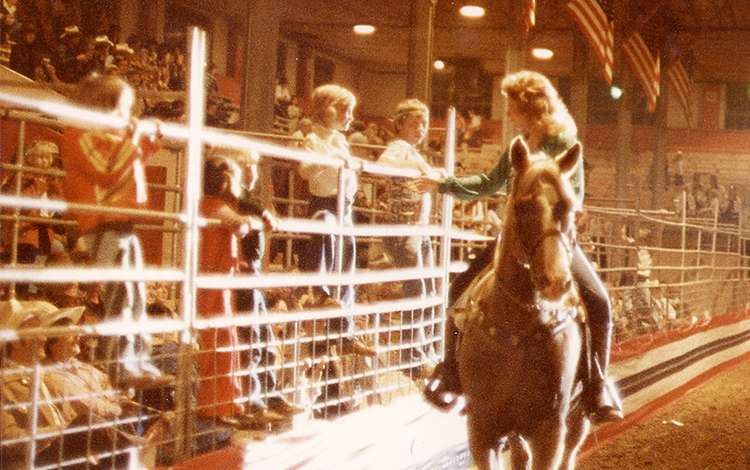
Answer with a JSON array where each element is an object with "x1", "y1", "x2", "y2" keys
[
  {"x1": 586, "y1": 379, "x2": 623, "y2": 425},
  {"x1": 423, "y1": 361, "x2": 461, "y2": 412}
]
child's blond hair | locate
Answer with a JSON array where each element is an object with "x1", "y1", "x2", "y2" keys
[{"x1": 310, "y1": 84, "x2": 356, "y2": 127}]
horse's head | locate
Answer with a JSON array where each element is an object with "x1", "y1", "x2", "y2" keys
[{"x1": 505, "y1": 136, "x2": 582, "y2": 303}]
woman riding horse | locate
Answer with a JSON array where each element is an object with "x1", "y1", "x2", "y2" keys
[{"x1": 411, "y1": 70, "x2": 622, "y2": 425}]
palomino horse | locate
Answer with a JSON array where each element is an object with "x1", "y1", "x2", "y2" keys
[{"x1": 454, "y1": 137, "x2": 589, "y2": 470}]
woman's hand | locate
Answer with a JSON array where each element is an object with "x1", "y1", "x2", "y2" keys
[{"x1": 408, "y1": 175, "x2": 439, "y2": 194}]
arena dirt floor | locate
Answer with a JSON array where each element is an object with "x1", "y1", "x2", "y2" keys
[{"x1": 576, "y1": 358, "x2": 750, "y2": 470}]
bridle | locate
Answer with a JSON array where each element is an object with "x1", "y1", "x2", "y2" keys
[
  {"x1": 495, "y1": 193, "x2": 579, "y2": 322},
  {"x1": 522, "y1": 227, "x2": 573, "y2": 261}
]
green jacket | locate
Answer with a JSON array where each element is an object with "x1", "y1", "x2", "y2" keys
[{"x1": 437, "y1": 133, "x2": 584, "y2": 203}]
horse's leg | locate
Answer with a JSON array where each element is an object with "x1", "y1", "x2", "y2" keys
[
  {"x1": 466, "y1": 412, "x2": 503, "y2": 470},
  {"x1": 507, "y1": 433, "x2": 531, "y2": 470},
  {"x1": 523, "y1": 418, "x2": 567, "y2": 470},
  {"x1": 558, "y1": 403, "x2": 590, "y2": 470},
  {"x1": 555, "y1": 325, "x2": 589, "y2": 470}
]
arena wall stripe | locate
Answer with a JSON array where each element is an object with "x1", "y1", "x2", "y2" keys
[
  {"x1": 580, "y1": 310, "x2": 750, "y2": 460},
  {"x1": 610, "y1": 309, "x2": 750, "y2": 362}
]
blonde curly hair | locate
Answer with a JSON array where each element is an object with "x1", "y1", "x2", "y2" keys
[{"x1": 501, "y1": 70, "x2": 577, "y2": 137}]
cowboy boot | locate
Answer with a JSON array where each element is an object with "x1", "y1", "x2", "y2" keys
[
  {"x1": 423, "y1": 316, "x2": 462, "y2": 411},
  {"x1": 586, "y1": 323, "x2": 623, "y2": 425}
]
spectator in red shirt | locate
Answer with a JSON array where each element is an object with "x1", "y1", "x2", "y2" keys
[{"x1": 61, "y1": 74, "x2": 169, "y2": 390}]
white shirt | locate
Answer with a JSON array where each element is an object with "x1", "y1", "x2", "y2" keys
[{"x1": 300, "y1": 124, "x2": 358, "y2": 199}]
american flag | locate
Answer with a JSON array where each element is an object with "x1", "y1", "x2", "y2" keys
[
  {"x1": 524, "y1": 0, "x2": 536, "y2": 36},
  {"x1": 666, "y1": 59, "x2": 693, "y2": 124},
  {"x1": 566, "y1": 0, "x2": 614, "y2": 84},
  {"x1": 622, "y1": 16, "x2": 662, "y2": 113}
]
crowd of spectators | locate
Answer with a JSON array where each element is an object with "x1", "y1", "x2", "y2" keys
[
  {"x1": 2, "y1": 3, "x2": 189, "y2": 123},
  {"x1": 671, "y1": 169, "x2": 742, "y2": 224}
]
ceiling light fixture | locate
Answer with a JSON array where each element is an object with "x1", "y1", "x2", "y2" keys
[
  {"x1": 460, "y1": 5, "x2": 485, "y2": 18},
  {"x1": 353, "y1": 24, "x2": 376, "y2": 35},
  {"x1": 434, "y1": 60, "x2": 445, "y2": 70},
  {"x1": 532, "y1": 48, "x2": 553, "y2": 60}
]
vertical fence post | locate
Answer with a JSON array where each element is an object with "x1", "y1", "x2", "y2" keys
[
  {"x1": 336, "y1": 165, "x2": 347, "y2": 302},
  {"x1": 438, "y1": 107, "x2": 456, "y2": 357},
  {"x1": 174, "y1": 25, "x2": 207, "y2": 460},
  {"x1": 680, "y1": 190, "x2": 687, "y2": 318}
]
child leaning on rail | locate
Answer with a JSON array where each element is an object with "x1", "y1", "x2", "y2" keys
[
  {"x1": 0, "y1": 141, "x2": 63, "y2": 299},
  {"x1": 225, "y1": 147, "x2": 306, "y2": 420},
  {"x1": 377, "y1": 98, "x2": 447, "y2": 379},
  {"x1": 61, "y1": 74, "x2": 171, "y2": 391},
  {"x1": 196, "y1": 147, "x2": 282, "y2": 423},
  {"x1": 297, "y1": 83, "x2": 376, "y2": 358}
]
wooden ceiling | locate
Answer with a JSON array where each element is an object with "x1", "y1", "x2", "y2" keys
[{"x1": 274, "y1": 0, "x2": 750, "y2": 82}]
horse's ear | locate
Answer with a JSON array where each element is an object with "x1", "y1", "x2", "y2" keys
[
  {"x1": 555, "y1": 142, "x2": 581, "y2": 174},
  {"x1": 510, "y1": 136, "x2": 530, "y2": 174}
]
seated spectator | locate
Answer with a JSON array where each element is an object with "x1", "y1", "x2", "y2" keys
[
  {"x1": 1, "y1": 141, "x2": 63, "y2": 298},
  {"x1": 8, "y1": 22, "x2": 43, "y2": 80},
  {"x1": 156, "y1": 48, "x2": 174, "y2": 90},
  {"x1": 725, "y1": 185, "x2": 742, "y2": 224},
  {"x1": 42, "y1": 250, "x2": 89, "y2": 307},
  {"x1": 141, "y1": 301, "x2": 185, "y2": 413},
  {"x1": 112, "y1": 43, "x2": 134, "y2": 76},
  {"x1": 364, "y1": 122, "x2": 385, "y2": 157},
  {"x1": 691, "y1": 174, "x2": 708, "y2": 214},
  {"x1": 290, "y1": 117, "x2": 313, "y2": 148},
  {"x1": 462, "y1": 108, "x2": 487, "y2": 147},
  {"x1": 50, "y1": 25, "x2": 89, "y2": 83},
  {"x1": 1, "y1": 0, "x2": 21, "y2": 46},
  {"x1": 274, "y1": 76, "x2": 292, "y2": 117},
  {"x1": 455, "y1": 111, "x2": 467, "y2": 146},
  {"x1": 88, "y1": 35, "x2": 114, "y2": 75},
  {"x1": 286, "y1": 95, "x2": 301, "y2": 131},
  {"x1": 0, "y1": 303, "x2": 69, "y2": 470},
  {"x1": 43, "y1": 308, "x2": 139, "y2": 469},
  {"x1": 43, "y1": 307, "x2": 179, "y2": 469},
  {"x1": 699, "y1": 187, "x2": 721, "y2": 218}
]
